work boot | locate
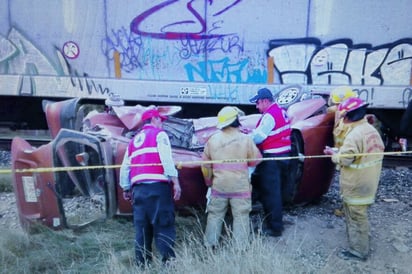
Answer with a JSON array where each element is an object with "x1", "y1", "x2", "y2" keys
[
  {"x1": 339, "y1": 250, "x2": 367, "y2": 261},
  {"x1": 261, "y1": 228, "x2": 282, "y2": 237}
]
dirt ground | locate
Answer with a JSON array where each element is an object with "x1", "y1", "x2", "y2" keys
[
  {"x1": 0, "y1": 167, "x2": 411, "y2": 273},
  {"x1": 276, "y1": 167, "x2": 412, "y2": 273}
]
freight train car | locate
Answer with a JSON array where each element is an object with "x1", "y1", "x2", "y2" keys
[{"x1": 1, "y1": 0, "x2": 411, "y2": 230}]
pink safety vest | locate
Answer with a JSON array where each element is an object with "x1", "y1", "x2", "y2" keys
[
  {"x1": 128, "y1": 124, "x2": 169, "y2": 185},
  {"x1": 257, "y1": 103, "x2": 292, "y2": 154}
]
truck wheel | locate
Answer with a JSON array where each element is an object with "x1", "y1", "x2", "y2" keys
[
  {"x1": 282, "y1": 129, "x2": 304, "y2": 204},
  {"x1": 275, "y1": 85, "x2": 305, "y2": 109}
]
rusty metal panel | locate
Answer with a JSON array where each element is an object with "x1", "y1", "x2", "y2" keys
[
  {"x1": 11, "y1": 137, "x2": 63, "y2": 231},
  {"x1": 43, "y1": 98, "x2": 82, "y2": 138}
]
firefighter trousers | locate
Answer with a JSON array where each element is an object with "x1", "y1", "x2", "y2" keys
[
  {"x1": 343, "y1": 202, "x2": 370, "y2": 258},
  {"x1": 204, "y1": 197, "x2": 251, "y2": 248}
]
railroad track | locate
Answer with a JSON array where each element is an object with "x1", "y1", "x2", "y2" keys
[
  {"x1": 0, "y1": 129, "x2": 51, "y2": 150},
  {"x1": 383, "y1": 154, "x2": 412, "y2": 168}
]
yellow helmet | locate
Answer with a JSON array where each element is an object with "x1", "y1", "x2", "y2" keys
[
  {"x1": 330, "y1": 86, "x2": 358, "y2": 105},
  {"x1": 216, "y1": 106, "x2": 244, "y2": 129}
]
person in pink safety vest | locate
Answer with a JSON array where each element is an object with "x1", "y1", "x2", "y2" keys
[
  {"x1": 249, "y1": 88, "x2": 292, "y2": 237},
  {"x1": 119, "y1": 108, "x2": 181, "y2": 267}
]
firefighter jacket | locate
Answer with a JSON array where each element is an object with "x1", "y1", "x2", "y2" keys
[
  {"x1": 256, "y1": 103, "x2": 291, "y2": 154},
  {"x1": 331, "y1": 118, "x2": 385, "y2": 205},
  {"x1": 202, "y1": 127, "x2": 262, "y2": 198},
  {"x1": 333, "y1": 117, "x2": 354, "y2": 149},
  {"x1": 328, "y1": 105, "x2": 353, "y2": 149}
]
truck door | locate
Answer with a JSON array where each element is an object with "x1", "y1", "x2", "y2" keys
[{"x1": 11, "y1": 128, "x2": 117, "y2": 232}]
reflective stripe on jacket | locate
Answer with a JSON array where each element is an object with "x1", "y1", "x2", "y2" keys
[
  {"x1": 128, "y1": 124, "x2": 169, "y2": 184},
  {"x1": 331, "y1": 118, "x2": 384, "y2": 205},
  {"x1": 202, "y1": 127, "x2": 262, "y2": 198},
  {"x1": 333, "y1": 117, "x2": 354, "y2": 149},
  {"x1": 256, "y1": 103, "x2": 291, "y2": 154}
]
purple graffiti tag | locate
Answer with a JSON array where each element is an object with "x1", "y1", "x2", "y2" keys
[
  {"x1": 179, "y1": 34, "x2": 244, "y2": 59},
  {"x1": 101, "y1": 26, "x2": 144, "y2": 73},
  {"x1": 130, "y1": 0, "x2": 241, "y2": 40},
  {"x1": 211, "y1": 0, "x2": 242, "y2": 16}
]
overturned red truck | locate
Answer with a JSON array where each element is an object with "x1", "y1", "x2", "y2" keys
[{"x1": 11, "y1": 91, "x2": 337, "y2": 232}]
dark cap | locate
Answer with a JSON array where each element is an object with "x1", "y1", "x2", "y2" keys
[
  {"x1": 141, "y1": 109, "x2": 167, "y2": 122},
  {"x1": 249, "y1": 88, "x2": 274, "y2": 103}
]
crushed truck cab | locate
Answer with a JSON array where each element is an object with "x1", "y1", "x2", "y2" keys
[{"x1": 12, "y1": 94, "x2": 336, "y2": 232}]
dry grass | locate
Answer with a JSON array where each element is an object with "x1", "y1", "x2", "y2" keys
[
  {"x1": 0, "y1": 175, "x2": 308, "y2": 273},
  {"x1": 0, "y1": 212, "x2": 311, "y2": 274},
  {"x1": 0, "y1": 219, "x2": 134, "y2": 274}
]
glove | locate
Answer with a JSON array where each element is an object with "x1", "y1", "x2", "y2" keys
[{"x1": 123, "y1": 190, "x2": 132, "y2": 202}]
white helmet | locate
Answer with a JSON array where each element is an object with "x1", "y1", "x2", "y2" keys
[{"x1": 105, "y1": 93, "x2": 124, "y2": 107}]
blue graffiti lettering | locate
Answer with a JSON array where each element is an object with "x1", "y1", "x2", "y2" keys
[{"x1": 184, "y1": 57, "x2": 265, "y2": 83}]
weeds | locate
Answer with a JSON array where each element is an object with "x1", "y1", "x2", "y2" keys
[
  {"x1": 0, "y1": 212, "x2": 309, "y2": 274},
  {"x1": 0, "y1": 174, "x2": 307, "y2": 273}
]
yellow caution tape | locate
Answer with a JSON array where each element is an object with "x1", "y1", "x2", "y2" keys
[{"x1": 0, "y1": 150, "x2": 410, "y2": 175}]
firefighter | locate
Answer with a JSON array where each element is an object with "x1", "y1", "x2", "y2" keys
[
  {"x1": 327, "y1": 86, "x2": 359, "y2": 148},
  {"x1": 202, "y1": 106, "x2": 262, "y2": 249},
  {"x1": 324, "y1": 97, "x2": 384, "y2": 261}
]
